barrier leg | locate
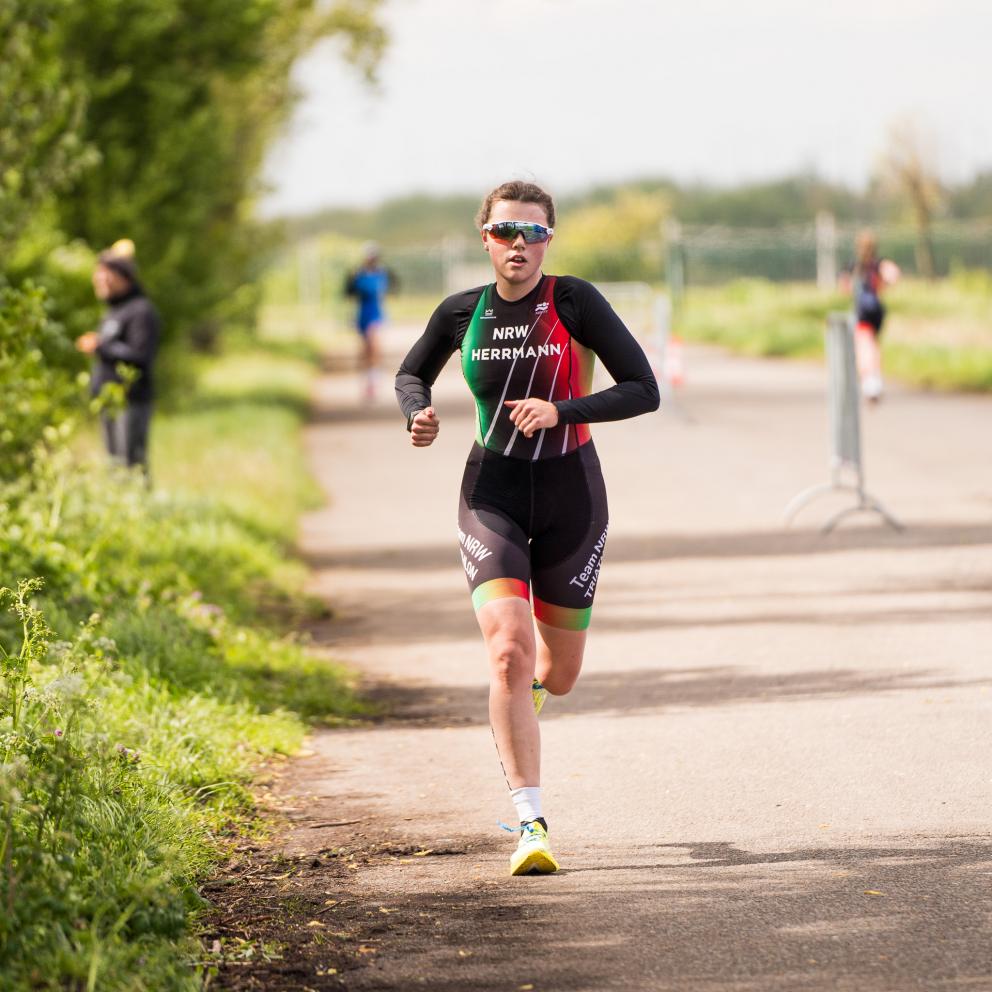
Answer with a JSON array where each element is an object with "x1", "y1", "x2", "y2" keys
[
  {"x1": 820, "y1": 490, "x2": 904, "y2": 534},
  {"x1": 783, "y1": 482, "x2": 845, "y2": 526},
  {"x1": 862, "y1": 494, "x2": 904, "y2": 532}
]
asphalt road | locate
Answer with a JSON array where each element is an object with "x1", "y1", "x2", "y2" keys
[{"x1": 282, "y1": 328, "x2": 992, "y2": 992}]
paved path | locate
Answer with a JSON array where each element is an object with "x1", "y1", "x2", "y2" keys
[{"x1": 283, "y1": 330, "x2": 992, "y2": 991}]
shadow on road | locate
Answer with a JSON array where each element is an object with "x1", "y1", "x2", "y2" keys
[
  {"x1": 304, "y1": 520, "x2": 992, "y2": 573},
  {"x1": 303, "y1": 560, "x2": 991, "y2": 655},
  {"x1": 590, "y1": 600, "x2": 992, "y2": 634},
  {"x1": 365, "y1": 664, "x2": 991, "y2": 728},
  {"x1": 331, "y1": 836, "x2": 992, "y2": 992}
]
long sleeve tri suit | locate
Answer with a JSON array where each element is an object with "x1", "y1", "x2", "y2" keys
[{"x1": 395, "y1": 274, "x2": 659, "y2": 631}]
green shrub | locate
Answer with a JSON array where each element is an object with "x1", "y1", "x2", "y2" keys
[{"x1": 0, "y1": 284, "x2": 81, "y2": 479}]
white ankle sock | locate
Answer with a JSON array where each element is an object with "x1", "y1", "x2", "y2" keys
[{"x1": 510, "y1": 786, "x2": 543, "y2": 824}]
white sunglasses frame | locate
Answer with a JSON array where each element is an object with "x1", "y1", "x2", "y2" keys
[{"x1": 482, "y1": 221, "x2": 554, "y2": 241}]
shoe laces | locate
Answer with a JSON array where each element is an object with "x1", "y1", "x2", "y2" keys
[{"x1": 497, "y1": 819, "x2": 546, "y2": 835}]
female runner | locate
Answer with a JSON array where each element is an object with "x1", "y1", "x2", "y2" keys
[
  {"x1": 843, "y1": 229, "x2": 901, "y2": 402},
  {"x1": 395, "y1": 181, "x2": 659, "y2": 875}
]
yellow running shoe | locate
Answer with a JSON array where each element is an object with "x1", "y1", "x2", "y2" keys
[
  {"x1": 509, "y1": 819, "x2": 560, "y2": 876},
  {"x1": 531, "y1": 679, "x2": 548, "y2": 716}
]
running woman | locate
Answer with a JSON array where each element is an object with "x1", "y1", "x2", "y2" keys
[
  {"x1": 395, "y1": 181, "x2": 659, "y2": 875},
  {"x1": 842, "y1": 229, "x2": 900, "y2": 402},
  {"x1": 344, "y1": 242, "x2": 397, "y2": 400}
]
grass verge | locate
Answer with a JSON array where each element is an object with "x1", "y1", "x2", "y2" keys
[{"x1": 1, "y1": 338, "x2": 366, "y2": 990}]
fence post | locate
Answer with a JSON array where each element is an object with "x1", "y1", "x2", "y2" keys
[
  {"x1": 664, "y1": 218, "x2": 685, "y2": 316},
  {"x1": 816, "y1": 211, "x2": 837, "y2": 291},
  {"x1": 784, "y1": 312, "x2": 903, "y2": 532}
]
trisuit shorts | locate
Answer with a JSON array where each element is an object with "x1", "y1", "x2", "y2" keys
[
  {"x1": 356, "y1": 304, "x2": 382, "y2": 336},
  {"x1": 457, "y1": 441, "x2": 609, "y2": 631}
]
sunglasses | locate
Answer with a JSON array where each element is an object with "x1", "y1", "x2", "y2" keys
[{"x1": 482, "y1": 221, "x2": 554, "y2": 244}]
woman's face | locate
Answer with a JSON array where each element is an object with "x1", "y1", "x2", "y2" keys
[
  {"x1": 482, "y1": 199, "x2": 552, "y2": 287},
  {"x1": 92, "y1": 263, "x2": 130, "y2": 301}
]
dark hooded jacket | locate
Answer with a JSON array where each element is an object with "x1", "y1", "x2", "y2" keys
[{"x1": 91, "y1": 286, "x2": 161, "y2": 403}]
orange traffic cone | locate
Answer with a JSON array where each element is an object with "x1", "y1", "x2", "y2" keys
[{"x1": 664, "y1": 335, "x2": 686, "y2": 387}]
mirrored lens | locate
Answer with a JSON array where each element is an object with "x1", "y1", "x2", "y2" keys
[{"x1": 486, "y1": 222, "x2": 551, "y2": 244}]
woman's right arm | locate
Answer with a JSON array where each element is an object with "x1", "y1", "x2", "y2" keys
[{"x1": 394, "y1": 297, "x2": 461, "y2": 437}]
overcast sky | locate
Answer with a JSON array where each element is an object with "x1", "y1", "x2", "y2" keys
[{"x1": 261, "y1": 0, "x2": 992, "y2": 215}]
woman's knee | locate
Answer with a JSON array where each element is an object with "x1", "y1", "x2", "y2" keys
[
  {"x1": 542, "y1": 667, "x2": 580, "y2": 696},
  {"x1": 535, "y1": 624, "x2": 586, "y2": 696},
  {"x1": 488, "y1": 635, "x2": 532, "y2": 691}
]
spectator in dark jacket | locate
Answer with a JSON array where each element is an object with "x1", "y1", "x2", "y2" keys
[{"x1": 76, "y1": 239, "x2": 161, "y2": 473}]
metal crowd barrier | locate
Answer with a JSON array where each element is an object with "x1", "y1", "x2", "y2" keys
[{"x1": 784, "y1": 312, "x2": 903, "y2": 533}]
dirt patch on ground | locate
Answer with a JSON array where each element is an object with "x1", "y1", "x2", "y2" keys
[{"x1": 199, "y1": 828, "x2": 481, "y2": 991}]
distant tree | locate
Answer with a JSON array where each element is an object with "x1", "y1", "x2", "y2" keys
[
  {"x1": 876, "y1": 118, "x2": 943, "y2": 278},
  {"x1": 589, "y1": 175, "x2": 871, "y2": 229},
  {"x1": 555, "y1": 189, "x2": 669, "y2": 282},
  {"x1": 946, "y1": 170, "x2": 992, "y2": 220},
  {"x1": 55, "y1": 0, "x2": 386, "y2": 348}
]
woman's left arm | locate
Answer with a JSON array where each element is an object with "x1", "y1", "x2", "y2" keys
[{"x1": 553, "y1": 279, "x2": 660, "y2": 425}]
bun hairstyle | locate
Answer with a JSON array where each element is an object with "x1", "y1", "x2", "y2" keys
[
  {"x1": 476, "y1": 181, "x2": 556, "y2": 230},
  {"x1": 107, "y1": 238, "x2": 136, "y2": 259}
]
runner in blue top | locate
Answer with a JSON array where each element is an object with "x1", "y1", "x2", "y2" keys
[{"x1": 345, "y1": 242, "x2": 396, "y2": 400}]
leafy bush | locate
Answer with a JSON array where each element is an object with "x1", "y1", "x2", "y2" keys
[
  {"x1": 0, "y1": 284, "x2": 82, "y2": 481},
  {"x1": 555, "y1": 189, "x2": 668, "y2": 283},
  {"x1": 0, "y1": 0, "x2": 93, "y2": 252}
]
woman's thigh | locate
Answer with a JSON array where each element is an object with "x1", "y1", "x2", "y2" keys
[
  {"x1": 457, "y1": 453, "x2": 532, "y2": 613},
  {"x1": 530, "y1": 446, "x2": 609, "y2": 632}
]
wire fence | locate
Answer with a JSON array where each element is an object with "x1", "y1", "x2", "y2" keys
[
  {"x1": 276, "y1": 216, "x2": 992, "y2": 319},
  {"x1": 676, "y1": 218, "x2": 992, "y2": 286}
]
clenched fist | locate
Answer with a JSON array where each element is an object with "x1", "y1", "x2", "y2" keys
[
  {"x1": 505, "y1": 397, "x2": 559, "y2": 438},
  {"x1": 410, "y1": 407, "x2": 440, "y2": 447}
]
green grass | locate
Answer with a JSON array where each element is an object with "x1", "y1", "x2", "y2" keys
[
  {"x1": 153, "y1": 347, "x2": 323, "y2": 613},
  {"x1": 681, "y1": 279, "x2": 840, "y2": 358},
  {"x1": 1, "y1": 339, "x2": 366, "y2": 990},
  {"x1": 384, "y1": 292, "x2": 438, "y2": 324},
  {"x1": 679, "y1": 276, "x2": 992, "y2": 391},
  {"x1": 883, "y1": 342, "x2": 992, "y2": 391}
]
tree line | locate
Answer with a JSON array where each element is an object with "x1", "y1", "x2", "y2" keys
[
  {"x1": 287, "y1": 168, "x2": 992, "y2": 247},
  {"x1": 1, "y1": 0, "x2": 384, "y2": 356}
]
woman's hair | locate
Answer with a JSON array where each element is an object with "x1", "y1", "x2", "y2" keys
[
  {"x1": 855, "y1": 228, "x2": 878, "y2": 268},
  {"x1": 475, "y1": 180, "x2": 556, "y2": 230}
]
